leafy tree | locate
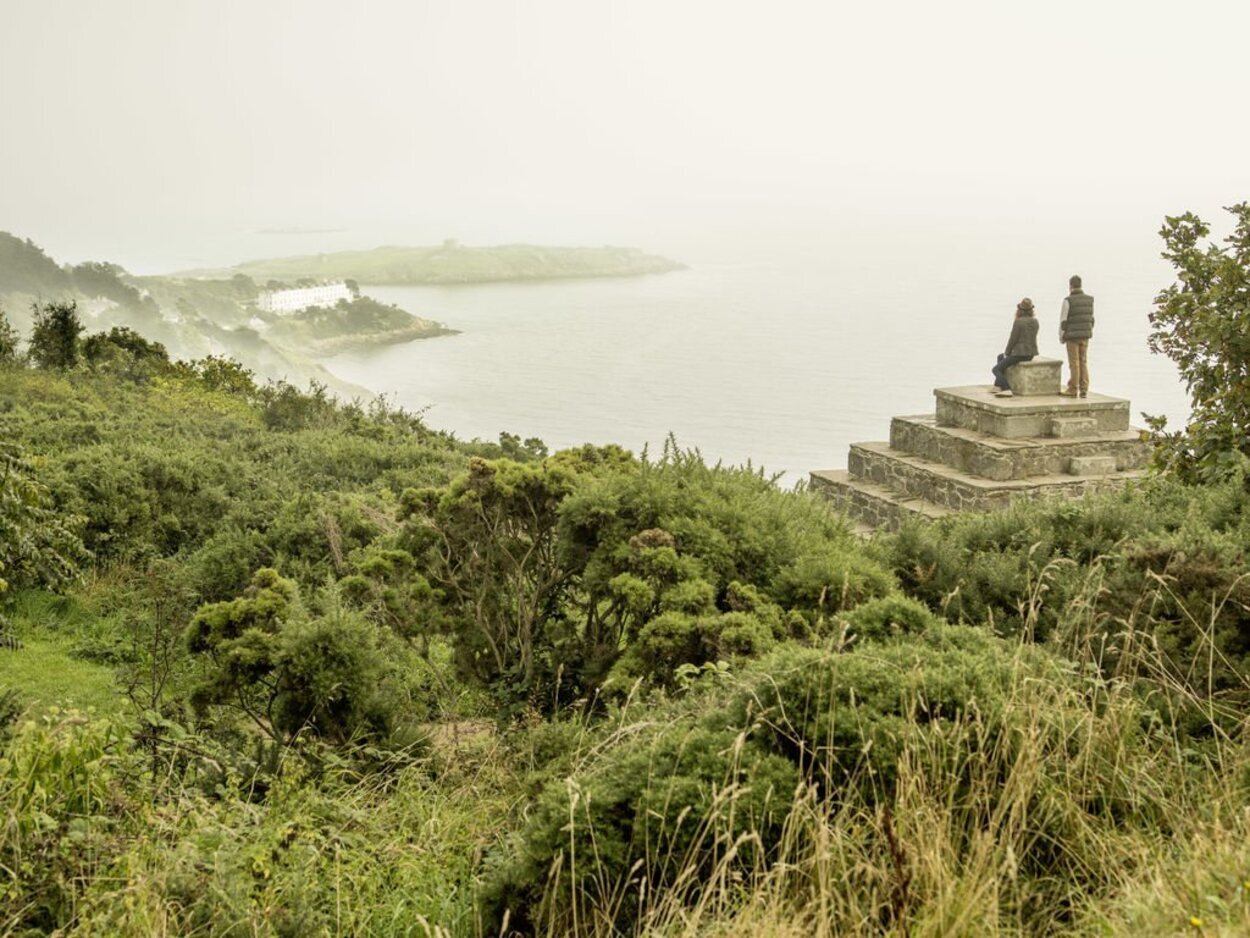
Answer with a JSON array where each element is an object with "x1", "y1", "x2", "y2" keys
[
  {"x1": 497, "y1": 431, "x2": 549, "y2": 462},
  {"x1": 120, "y1": 558, "x2": 199, "y2": 715},
  {"x1": 229, "y1": 272, "x2": 257, "y2": 298},
  {"x1": 402, "y1": 458, "x2": 579, "y2": 709},
  {"x1": 83, "y1": 326, "x2": 170, "y2": 377},
  {"x1": 260, "y1": 379, "x2": 338, "y2": 431},
  {"x1": 188, "y1": 354, "x2": 259, "y2": 398},
  {"x1": 0, "y1": 306, "x2": 19, "y2": 363},
  {"x1": 1147, "y1": 203, "x2": 1250, "y2": 480},
  {"x1": 28, "y1": 300, "x2": 84, "y2": 370}
]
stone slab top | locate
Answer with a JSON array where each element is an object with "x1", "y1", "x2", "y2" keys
[{"x1": 935, "y1": 385, "x2": 1130, "y2": 414}]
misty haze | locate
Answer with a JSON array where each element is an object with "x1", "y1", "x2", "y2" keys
[{"x1": 3, "y1": 1, "x2": 1250, "y2": 935}]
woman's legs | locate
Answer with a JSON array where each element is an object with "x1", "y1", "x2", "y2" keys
[{"x1": 993, "y1": 354, "x2": 1030, "y2": 390}]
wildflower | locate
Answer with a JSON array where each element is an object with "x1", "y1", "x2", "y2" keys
[{"x1": 1189, "y1": 916, "x2": 1203, "y2": 928}]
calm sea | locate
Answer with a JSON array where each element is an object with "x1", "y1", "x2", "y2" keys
[{"x1": 322, "y1": 234, "x2": 1191, "y2": 486}]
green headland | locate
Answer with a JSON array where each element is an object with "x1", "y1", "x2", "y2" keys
[{"x1": 177, "y1": 241, "x2": 686, "y2": 285}]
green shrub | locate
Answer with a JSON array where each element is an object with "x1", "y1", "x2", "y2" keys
[
  {"x1": 771, "y1": 544, "x2": 897, "y2": 630},
  {"x1": 0, "y1": 712, "x2": 131, "y2": 930},
  {"x1": 187, "y1": 569, "x2": 402, "y2": 747},
  {"x1": 481, "y1": 626, "x2": 1063, "y2": 933},
  {"x1": 882, "y1": 477, "x2": 1250, "y2": 712},
  {"x1": 480, "y1": 712, "x2": 798, "y2": 934},
  {"x1": 837, "y1": 593, "x2": 945, "y2": 646}
]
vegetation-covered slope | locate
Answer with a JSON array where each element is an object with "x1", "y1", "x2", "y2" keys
[{"x1": 1, "y1": 206, "x2": 1249, "y2": 936}]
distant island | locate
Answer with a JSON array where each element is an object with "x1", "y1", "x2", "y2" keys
[{"x1": 177, "y1": 241, "x2": 686, "y2": 285}]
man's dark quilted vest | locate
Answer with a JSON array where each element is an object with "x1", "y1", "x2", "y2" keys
[{"x1": 1065, "y1": 289, "x2": 1094, "y2": 341}]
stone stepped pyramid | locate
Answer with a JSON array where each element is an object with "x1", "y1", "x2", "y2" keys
[{"x1": 810, "y1": 358, "x2": 1152, "y2": 531}]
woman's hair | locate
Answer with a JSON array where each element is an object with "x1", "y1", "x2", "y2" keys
[{"x1": 1017, "y1": 297, "x2": 1035, "y2": 316}]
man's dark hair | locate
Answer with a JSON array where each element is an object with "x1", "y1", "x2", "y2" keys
[{"x1": 1069, "y1": 274, "x2": 1083, "y2": 289}]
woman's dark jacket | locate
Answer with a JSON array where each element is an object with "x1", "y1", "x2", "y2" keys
[{"x1": 1005, "y1": 316, "x2": 1039, "y2": 358}]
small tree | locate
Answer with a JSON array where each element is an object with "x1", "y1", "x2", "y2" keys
[
  {"x1": 83, "y1": 326, "x2": 170, "y2": 379},
  {"x1": 28, "y1": 300, "x2": 84, "y2": 370},
  {"x1": 1147, "y1": 203, "x2": 1250, "y2": 481},
  {"x1": 186, "y1": 568, "x2": 398, "y2": 746},
  {"x1": 402, "y1": 457, "x2": 578, "y2": 710},
  {"x1": 0, "y1": 306, "x2": 19, "y2": 363}
]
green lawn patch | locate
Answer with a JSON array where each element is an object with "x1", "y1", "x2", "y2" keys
[{"x1": 0, "y1": 638, "x2": 119, "y2": 715}]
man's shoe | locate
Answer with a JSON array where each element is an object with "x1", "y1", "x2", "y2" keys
[
  {"x1": 1079, "y1": 391, "x2": 1088, "y2": 398},
  {"x1": 1058, "y1": 389, "x2": 1078, "y2": 397},
  {"x1": 995, "y1": 389, "x2": 1014, "y2": 398}
]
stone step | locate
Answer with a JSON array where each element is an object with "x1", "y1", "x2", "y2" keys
[
  {"x1": 935, "y1": 385, "x2": 1130, "y2": 439},
  {"x1": 1067, "y1": 455, "x2": 1118, "y2": 476},
  {"x1": 847, "y1": 441, "x2": 1145, "y2": 513},
  {"x1": 889, "y1": 414, "x2": 1151, "y2": 482},
  {"x1": 809, "y1": 469, "x2": 952, "y2": 531},
  {"x1": 1050, "y1": 415, "x2": 1101, "y2": 438}
]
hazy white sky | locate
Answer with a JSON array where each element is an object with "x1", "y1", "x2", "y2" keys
[{"x1": 2, "y1": 0, "x2": 1247, "y2": 271}]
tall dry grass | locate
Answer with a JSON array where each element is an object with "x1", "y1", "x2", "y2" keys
[{"x1": 511, "y1": 582, "x2": 1250, "y2": 938}]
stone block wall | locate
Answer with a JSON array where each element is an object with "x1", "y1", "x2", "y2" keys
[{"x1": 812, "y1": 385, "x2": 1151, "y2": 531}]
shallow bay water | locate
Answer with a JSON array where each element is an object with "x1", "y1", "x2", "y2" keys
[{"x1": 323, "y1": 237, "x2": 1191, "y2": 485}]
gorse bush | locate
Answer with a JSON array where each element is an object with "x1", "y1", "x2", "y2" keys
[
  {"x1": 0, "y1": 711, "x2": 507, "y2": 935},
  {"x1": 836, "y1": 593, "x2": 946, "y2": 646},
  {"x1": 404, "y1": 442, "x2": 891, "y2": 713},
  {"x1": 187, "y1": 569, "x2": 403, "y2": 747},
  {"x1": 480, "y1": 697, "x2": 800, "y2": 934},
  {"x1": 0, "y1": 366, "x2": 469, "y2": 576},
  {"x1": 883, "y1": 477, "x2": 1250, "y2": 714}
]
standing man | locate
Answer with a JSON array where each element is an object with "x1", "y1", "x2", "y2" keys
[{"x1": 1058, "y1": 274, "x2": 1094, "y2": 397}]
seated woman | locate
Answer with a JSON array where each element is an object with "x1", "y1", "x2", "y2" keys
[{"x1": 991, "y1": 298, "x2": 1039, "y2": 398}]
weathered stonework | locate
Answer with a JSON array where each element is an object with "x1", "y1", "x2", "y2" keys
[
  {"x1": 1050, "y1": 415, "x2": 1100, "y2": 438},
  {"x1": 889, "y1": 415, "x2": 1149, "y2": 481},
  {"x1": 810, "y1": 470, "x2": 951, "y2": 532},
  {"x1": 1004, "y1": 357, "x2": 1061, "y2": 396},
  {"x1": 813, "y1": 385, "x2": 1152, "y2": 531},
  {"x1": 935, "y1": 386, "x2": 1131, "y2": 439}
]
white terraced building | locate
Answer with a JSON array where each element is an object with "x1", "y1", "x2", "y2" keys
[{"x1": 256, "y1": 282, "x2": 352, "y2": 314}]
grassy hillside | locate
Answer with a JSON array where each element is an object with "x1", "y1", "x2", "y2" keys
[
  {"x1": 1, "y1": 336, "x2": 1249, "y2": 934},
  {"x1": 179, "y1": 242, "x2": 686, "y2": 285}
]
